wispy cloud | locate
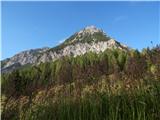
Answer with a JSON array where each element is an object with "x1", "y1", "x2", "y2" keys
[
  {"x1": 128, "y1": 1, "x2": 142, "y2": 6},
  {"x1": 58, "y1": 39, "x2": 66, "y2": 44},
  {"x1": 57, "y1": 37, "x2": 68, "y2": 45},
  {"x1": 113, "y1": 16, "x2": 127, "y2": 24}
]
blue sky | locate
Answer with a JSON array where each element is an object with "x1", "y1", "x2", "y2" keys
[{"x1": 2, "y1": 1, "x2": 160, "y2": 60}]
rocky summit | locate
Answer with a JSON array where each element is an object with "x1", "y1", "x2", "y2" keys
[{"x1": 1, "y1": 26, "x2": 128, "y2": 73}]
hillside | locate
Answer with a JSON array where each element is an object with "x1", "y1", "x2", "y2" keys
[
  {"x1": 1, "y1": 43, "x2": 160, "y2": 120},
  {"x1": 1, "y1": 26, "x2": 160, "y2": 120},
  {"x1": 1, "y1": 26, "x2": 128, "y2": 73}
]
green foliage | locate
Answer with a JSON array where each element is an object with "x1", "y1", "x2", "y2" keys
[
  {"x1": 2, "y1": 47, "x2": 160, "y2": 96},
  {"x1": 150, "y1": 64, "x2": 158, "y2": 74},
  {"x1": 117, "y1": 51, "x2": 127, "y2": 71},
  {"x1": 92, "y1": 32, "x2": 111, "y2": 42},
  {"x1": 39, "y1": 62, "x2": 52, "y2": 85},
  {"x1": 1, "y1": 46, "x2": 160, "y2": 120}
]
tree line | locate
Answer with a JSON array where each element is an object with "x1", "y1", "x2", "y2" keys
[{"x1": 1, "y1": 45, "x2": 160, "y2": 98}]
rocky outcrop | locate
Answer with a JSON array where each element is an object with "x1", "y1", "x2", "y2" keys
[{"x1": 1, "y1": 26, "x2": 128, "y2": 73}]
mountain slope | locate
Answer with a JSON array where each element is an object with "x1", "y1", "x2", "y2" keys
[
  {"x1": 2, "y1": 45, "x2": 160, "y2": 120},
  {"x1": 1, "y1": 26, "x2": 128, "y2": 72}
]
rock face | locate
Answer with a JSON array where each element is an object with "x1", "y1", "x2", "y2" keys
[
  {"x1": 1, "y1": 26, "x2": 128, "y2": 73},
  {"x1": 3, "y1": 47, "x2": 49, "y2": 67}
]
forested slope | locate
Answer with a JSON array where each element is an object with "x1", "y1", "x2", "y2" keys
[{"x1": 1, "y1": 46, "x2": 160, "y2": 120}]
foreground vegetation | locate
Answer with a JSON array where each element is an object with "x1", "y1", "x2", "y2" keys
[{"x1": 1, "y1": 45, "x2": 160, "y2": 120}]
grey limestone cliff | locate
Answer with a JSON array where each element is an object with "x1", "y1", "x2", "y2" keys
[{"x1": 1, "y1": 26, "x2": 128, "y2": 73}]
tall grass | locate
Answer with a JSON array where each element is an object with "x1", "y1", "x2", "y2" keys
[{"x1": 14, "y1": 80, "x2": 159, "y2": 120}]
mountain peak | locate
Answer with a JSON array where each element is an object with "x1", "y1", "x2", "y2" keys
[
  {"x1": 84, "y1": 25, "x2": 98, "y2": 31},
  {"x1": 78, "y1": 25, "x2": 103, "y2": 35},
  {"x1": 2, "y1": 26, "x2": 128, "y2": 73},
  {"x1": 62, "y1": 25, "x2": 108, "y2": 45}
]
